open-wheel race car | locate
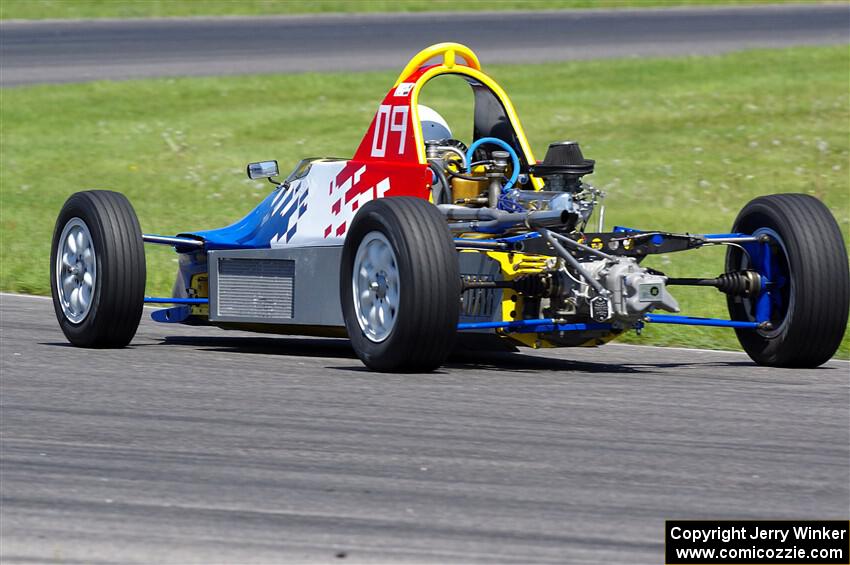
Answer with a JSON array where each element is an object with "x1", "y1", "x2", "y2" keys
[{"x1": 51, "y1": 43, "x2": 849, "y2": 371}]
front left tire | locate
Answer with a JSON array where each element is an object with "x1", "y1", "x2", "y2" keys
[{"x1": 50, "y1": 190, "x2": 146, "y2": 347}]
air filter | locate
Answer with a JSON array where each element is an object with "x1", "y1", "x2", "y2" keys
[{"x1": 529, "y1": 141, "x2": 595, "y2": 177}]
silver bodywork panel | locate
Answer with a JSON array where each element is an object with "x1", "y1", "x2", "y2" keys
[
  {"x1": 207, "y1": 246, "x2": 504, "y2": 327},
  {"x1": 208, "y1": 246, "x2": 344, "y2": 326}
]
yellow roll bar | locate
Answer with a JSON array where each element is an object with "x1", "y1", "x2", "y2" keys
[
  {"x1": 395, "y1": 43, "x2": 543, "y2": 189},
  {"x1": 393, "y1": 42, "x2": 482, "y2": 87}
]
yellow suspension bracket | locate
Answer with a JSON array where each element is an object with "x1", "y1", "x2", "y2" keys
[
  {"x1": 485, "y1": 250, "x2": 556, "y2": 349},
  {"x1": 188, "y1": 273, "x2": 209, "y2": 317}
]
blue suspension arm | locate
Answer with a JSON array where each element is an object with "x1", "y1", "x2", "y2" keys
[
  {"x1": 144, "y1": 297, "x2": 209, "y2": 305},
  {"x1": 644, "y1": 314, "x2": 764, "y2": 329}
]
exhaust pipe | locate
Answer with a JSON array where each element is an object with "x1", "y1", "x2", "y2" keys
[{"x1": 439, "y1": 205, "x2": 576, "y2": 233}]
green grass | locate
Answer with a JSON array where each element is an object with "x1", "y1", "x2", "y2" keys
[
  {"x1": 1, "y1": 46, "x2": 848, "y2": 356},
  {"x1": 0, "y1": 0, "x2": 806, "y2": 19}
]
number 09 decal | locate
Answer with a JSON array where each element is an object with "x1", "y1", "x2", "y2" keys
[{"x1": 371, "y1": 105, "x2": 409, "y2": 157}]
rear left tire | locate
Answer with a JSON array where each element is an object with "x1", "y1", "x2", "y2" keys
[{"x1": 340, "y1": 197, "x2": 460, "y2": 372}]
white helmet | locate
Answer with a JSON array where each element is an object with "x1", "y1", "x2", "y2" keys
[{"x1": 419, "y1": 105, "x2": 452, "y2": 142}]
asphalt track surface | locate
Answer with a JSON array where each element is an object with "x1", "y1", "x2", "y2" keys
[
  {"x1": 1, "y1": 292, "x2": 848, "y2": 563},
  {"x1": 1, "y1": 4, "x2": 849, "y2": 87}
]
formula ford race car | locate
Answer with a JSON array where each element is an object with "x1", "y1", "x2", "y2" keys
[{"x1": 51, "y1": 43, "x2": 849, "y2": 371}]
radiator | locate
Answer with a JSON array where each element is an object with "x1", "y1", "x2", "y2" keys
[{"x1": 216, "y1": 258, "x2": 295, "y2": 319}]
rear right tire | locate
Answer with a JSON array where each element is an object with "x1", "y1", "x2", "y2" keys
[{"x1": 726, "y1": 193, "x2": 849, "y2": 367}]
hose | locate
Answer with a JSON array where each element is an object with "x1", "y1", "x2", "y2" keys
[
  {"x1": 446, "y1": 170, "x2": 487, "y2": 182},
  {"x1": 428, "y1": 161, "x2": 452, "y2": 205},
  {"x1": 465, "y1": 137, "x2": 521, "y2": 190}
]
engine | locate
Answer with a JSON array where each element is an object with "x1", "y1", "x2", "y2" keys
[{"x1": 429, "y1": 138, "x2": 680, "y2": 330}]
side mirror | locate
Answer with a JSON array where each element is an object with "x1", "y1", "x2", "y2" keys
[{"x1": 246, "y1": 160, "x2": 279, "y2": 180}]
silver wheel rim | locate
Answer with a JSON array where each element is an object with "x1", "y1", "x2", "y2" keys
[
  {"x1": 55, "y1": 217, "x2": 96, "y2": 324},
  {"x1": 352, "y1": 231, "x2": 399, "y2": 343}
]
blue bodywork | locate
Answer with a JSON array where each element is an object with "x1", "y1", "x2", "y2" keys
[
  {"x1": 150, "y1": 305, "x2": 192, "y2": 323},
  {"x1": 181, "y1": 183, "x2": 310, "y2": 250}
]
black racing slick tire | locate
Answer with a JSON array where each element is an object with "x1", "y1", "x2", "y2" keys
[
  {"x1": 50, "y1": 190, "x2": 146, "y2": 348},
  {"x1": 340, "y1": 197, "x2": 461, "y2": 372},
  {"x1": 726, "y1": 193, "x2": 849, "y2": 368}
]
